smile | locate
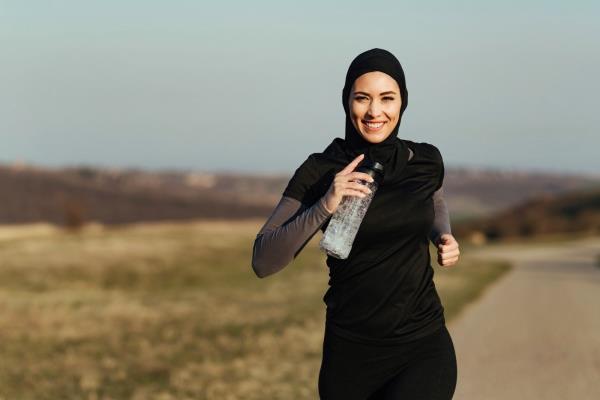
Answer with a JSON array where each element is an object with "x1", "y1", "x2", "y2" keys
[{"x1": 362, "y1": 120, "x2": 386, "y2": 131}]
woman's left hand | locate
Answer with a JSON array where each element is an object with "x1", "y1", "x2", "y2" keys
[{"x1": 436, "y1": 233, "x2": 460, "y2": 268}]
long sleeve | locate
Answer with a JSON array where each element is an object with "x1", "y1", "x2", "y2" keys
[
  {"x1": 252, "y1": 145, "x2": 451, "y2": 278},
  {"x1": 428, "y1": 185, "x2": 451, "y2": 246},
  {"x1": 251, "y1": 196, "x2": 333, "y2": 278}
]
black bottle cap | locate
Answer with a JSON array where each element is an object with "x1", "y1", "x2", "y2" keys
[{"x1": 357, "y1": 160, "x2": 384, "y2": 183}]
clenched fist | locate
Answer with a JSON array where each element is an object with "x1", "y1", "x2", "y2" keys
[{"x1": 436, "y1": 233, "x2": 460, "y2": 268}]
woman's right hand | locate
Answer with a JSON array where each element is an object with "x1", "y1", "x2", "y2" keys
[{"x1": 322, "y1": 153, "x2": 375, "y2": 214}]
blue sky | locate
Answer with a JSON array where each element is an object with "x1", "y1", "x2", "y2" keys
[{"x1": 1, "y1": 1, "x2": 598, "y2": 175}]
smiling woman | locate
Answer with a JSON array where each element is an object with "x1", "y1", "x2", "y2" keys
[{"x1": 252, "y1": 48, "x2": 460, "y2": 400}]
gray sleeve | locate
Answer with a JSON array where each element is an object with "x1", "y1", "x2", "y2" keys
[
  {"x1": 251, "y1": 195, "x2": 333, "y2": 278},
  {"x1": 429, "y1": 184, "x2": 452, "y2": 245}
]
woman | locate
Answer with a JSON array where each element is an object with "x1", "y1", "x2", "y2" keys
[{"x1": 252, "y1": 48, "x2": 460, "y2": 399}]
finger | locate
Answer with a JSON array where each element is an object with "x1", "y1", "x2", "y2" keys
[
  {"x1": 348, "y1": 171, "x2": 375, "y2": 183},
  {"x1": 439, "y1": 243, "x2": 459, "y2": 252},
  {"x1": 343, "y1": 188, "x2": 368, "y2": 198},
  {"x1": 347, "y1": 182, "x2": 372, "y2": 194},
  {"x1": 441, "y1": 257, "x2": 459, "y2": 267},
  {"x1": 339, "y1": 154, "x2": 364, "y2": 175},
  {"x1": 440, "y1": 249, "x2": 460, "y2": 259},
  {"x1": 439, "y1": 246, "x2": 459, "y2": 255},
  {"x1": 439, "y1": 245, "x2": 459, "y2": 253}
]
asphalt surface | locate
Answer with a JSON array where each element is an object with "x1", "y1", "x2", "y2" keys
[{"x1": 447, "y1": 236, "x2": 600, "y2": 399}]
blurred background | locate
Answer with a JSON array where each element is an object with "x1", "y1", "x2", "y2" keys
[{"x1": 0, "y1": 1, "x2": 598, "y2": 399}]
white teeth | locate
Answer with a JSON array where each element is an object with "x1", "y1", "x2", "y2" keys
[{"x1": 365, "y1": 122, "x2": 384, "y2": 128}]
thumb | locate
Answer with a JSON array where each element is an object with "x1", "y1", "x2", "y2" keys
[
  {"x1": 436, "y1": 236, "x2": 444, "y2": 249},
  {"x1": 438, "y1": 234, "x2": 451, "y2": 248}
]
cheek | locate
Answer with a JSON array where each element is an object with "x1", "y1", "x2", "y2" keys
[
  {"x1": 386, "y1": 108, "x2": 400, "y2": 121},
  {"x1": 349, "y1": 108, "x2": 362, "y2": 130},
  {"x1": 350, "y1": 103, "x2": 368, "y2": 119},
  {"x1": 384, "y1": 104, "x2": 401, "y2": 120}
]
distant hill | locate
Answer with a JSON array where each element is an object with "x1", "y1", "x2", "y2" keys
[
  {"x1": 0, "y1": 161, "x2": 598, "y2": 229},
  {"x1": 443, "y1": 167, "x2": 599, "y2": 221},
  {"x1": 452, "y1": 187, "x2": 600, "y2": 242},
  {"x1": 0, "y1": 163, "x2": 274, "y2": 226}
]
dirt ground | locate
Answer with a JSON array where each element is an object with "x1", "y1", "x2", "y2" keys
[{"x1": 448, "y1": 236, "x2": 600, "y2": 400}]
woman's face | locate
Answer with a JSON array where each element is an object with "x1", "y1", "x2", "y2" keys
[{"x1": 348, "y1": 71, "x2": 402, "y2": 143}]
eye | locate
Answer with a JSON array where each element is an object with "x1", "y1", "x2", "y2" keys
[
  {"x1": 382, "y1": 96, "x2": 395, "y2": 101},
  {"x1": 354, "y1": 95, "x2": 368, "y2": 101}
]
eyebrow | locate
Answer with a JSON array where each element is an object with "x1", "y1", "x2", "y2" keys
[{"x1": 354, "y1": 91, "x2": 397, "y2": 96}]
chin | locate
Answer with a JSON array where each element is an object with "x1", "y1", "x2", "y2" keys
[{"x1": 360, "y1": 130, "x2": 393, "y2": 144}]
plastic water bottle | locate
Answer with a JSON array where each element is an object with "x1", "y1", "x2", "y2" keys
[{"x1": 319, "y1": 160, "x2": 384, "y2": 259}]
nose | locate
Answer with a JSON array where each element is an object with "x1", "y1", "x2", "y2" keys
[{"x1": 367, "y1": 100, "x2": 382, "y2": 118}]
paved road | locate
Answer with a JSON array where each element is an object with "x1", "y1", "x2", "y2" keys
[{"x1": 447, "y1": 236, "x2": 600, "y2": 400}]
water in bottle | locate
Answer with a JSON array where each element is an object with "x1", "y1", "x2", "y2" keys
[{"x1": 319, "y1": 160, "x2": 384, "y2": 259}]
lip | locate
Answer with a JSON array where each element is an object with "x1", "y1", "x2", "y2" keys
[{"x1": 362, "y1": 120, "x2": 387, "y2": 132}]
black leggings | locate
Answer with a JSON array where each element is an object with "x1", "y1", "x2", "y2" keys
[{"x1": 319, "y1": 324, "x2": 457, "y2": 400}]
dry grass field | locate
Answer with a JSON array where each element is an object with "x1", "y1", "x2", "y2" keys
[{"x1": 0, "y1": 220, "x2": 510, "y2": 400}]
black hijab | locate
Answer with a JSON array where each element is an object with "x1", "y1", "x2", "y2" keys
[
  {"x1": 283, "y1": 48, "x2": 412, "y2": 205},
  {"x1": 323, "y1": 48, "x2": 410, "y2": 183}
]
